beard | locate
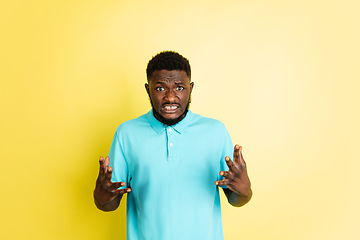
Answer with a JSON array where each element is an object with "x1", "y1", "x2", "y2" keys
[{"x1": 150, "y1": 95, "x2": 191, "y2": 126}]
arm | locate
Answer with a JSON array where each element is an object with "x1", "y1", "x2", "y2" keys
[
  {"x1": 215, "y1": 145, "x2": 252, "y2": 207},
  {"x1": 93, "y1": 156, "x2": 131, "y2": 211}
]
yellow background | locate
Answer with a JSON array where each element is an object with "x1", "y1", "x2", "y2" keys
[{"x1": 1, "y1": 0, "x2": 359, "y2": 239}]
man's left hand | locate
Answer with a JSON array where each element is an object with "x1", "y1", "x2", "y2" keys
[{"x1": 215, "y1": 145, "x2": 251, "y2": 197}]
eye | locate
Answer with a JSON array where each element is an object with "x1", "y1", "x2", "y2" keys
[
  {"x1": 176, "y1": 86, "x2": 184, "y2": 91},
  {"x1": 156, "y1": 86, "x2": 165, "y2": 91}
]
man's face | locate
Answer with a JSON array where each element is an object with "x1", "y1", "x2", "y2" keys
[{"x1": 145, "y1": 70, "x2": 194, "y2": 125}]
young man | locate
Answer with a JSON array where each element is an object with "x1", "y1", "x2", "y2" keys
[{"x1": 94, "y1": 51, "x2": 252, "y2": 240}]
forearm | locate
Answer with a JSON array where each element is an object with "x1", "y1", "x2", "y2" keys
[{"x1": 224, "y1": 188, "x2": 252, "y2": 207}]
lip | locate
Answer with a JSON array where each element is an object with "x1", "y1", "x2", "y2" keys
[{"x1": 161, "y1": 104, "x2": 180, "y2": 113}]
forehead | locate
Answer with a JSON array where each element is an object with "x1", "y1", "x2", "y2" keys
[{"x1": 149, "y1": 70, "x2": 189, "y2": 84}]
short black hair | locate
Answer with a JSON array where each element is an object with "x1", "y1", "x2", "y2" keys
[{"x1": 146, "y1": 51, "x2": 191, "y2": 81}]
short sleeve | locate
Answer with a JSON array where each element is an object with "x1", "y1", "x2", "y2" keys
[{"x1": 109, "y1": 130, "x2": 129, "y2": 189}]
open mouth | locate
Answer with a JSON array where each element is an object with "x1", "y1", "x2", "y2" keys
[{"x1": 162, "y1": 105, "x2": 179, "y2": 113}]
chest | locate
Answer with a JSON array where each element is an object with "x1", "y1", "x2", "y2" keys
[{"x1": 122, "y1": 128, "x2": 223, "y2": 188}]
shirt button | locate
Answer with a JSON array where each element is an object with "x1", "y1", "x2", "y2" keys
[
  {"x1": 169, "y1": 128, "x2": 172, "y2": 132},
  {"x1": 170, "y1": 143, "x2": 173, "y2": 146}
]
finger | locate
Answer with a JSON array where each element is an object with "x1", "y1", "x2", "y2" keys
[
  {"x1": 109, "y1": 181, "x2": 125, "y2": 190},
  {"x1": 220, "y1": 171, "x2": 234, "y2": 180},
  {"x1": 225, "y1": 156, "x2": 237, "y2": 171},
  {"x1": 99, "y1": 156, "x2": 106, "y2": 178},
  {"x1": 215, "y1": 179, "x2": 230, "y2": 186},
  {"x1": 105, "y1": 166, "x2": 113, "y2": 182},
  {"x1": 233, "y1": 144, "x2": 240, "y2": 164},
  {"x1": 105, "y1": 156, "x2": 110, "y2": 168},
  {"x1": 239, "y1": 146, "x2": 246, "y2": 166},
  {"x1": 114, "y1": 187, "x2": 132, "y2": 195}
]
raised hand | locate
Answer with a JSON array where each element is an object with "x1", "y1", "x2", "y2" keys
[
  {"x1": 93, "y1": 156, "x2": 131, "y2": 211},
  {"x1": 215, "y1": 145, "x2": 251, "y2": 198}
]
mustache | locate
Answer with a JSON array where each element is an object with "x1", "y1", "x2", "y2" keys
[{"x1": 161, "y1": 102, "x2": 180, "y2": 106}]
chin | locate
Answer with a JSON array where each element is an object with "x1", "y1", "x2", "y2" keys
[
  {"x1": 155, "y1": 109, "x2": 188, "y2": 126},
  {"x1": 162, "y1": 114, "x2": 181, "y2": 121}
]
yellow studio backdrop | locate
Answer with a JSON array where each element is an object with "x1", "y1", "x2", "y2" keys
[{"x1": 1, "y1": 0, "x2": 359, "y2": 239}]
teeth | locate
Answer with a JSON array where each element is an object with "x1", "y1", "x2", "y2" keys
[{"x1": 164, "y1": 105, "x2": 178, "y2": 110}]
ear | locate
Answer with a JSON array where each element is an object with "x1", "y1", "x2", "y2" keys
[
  {"x1": 145, "y1": 83, "x2": 150, "y2": 95},
  {"x1": 190, "y1": 82, "x2": 194, "y2": 94}
]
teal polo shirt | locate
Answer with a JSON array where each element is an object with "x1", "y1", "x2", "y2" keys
[{"x1": 109, "y1": 109, "x2": 233, "y2": 240}]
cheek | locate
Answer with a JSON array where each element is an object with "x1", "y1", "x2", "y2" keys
[
  {"x1": 150, "y1": 92, "x2": 163, "y2": 104},
  {"x1": 181, "y1": 92, "x2": 191, "y2": 101}
]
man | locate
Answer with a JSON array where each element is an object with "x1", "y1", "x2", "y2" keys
[{"x1": 94, "y1": 51, "x2": 252, "y2": 240}]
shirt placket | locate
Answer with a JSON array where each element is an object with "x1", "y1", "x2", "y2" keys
[{"x1": 166, "y1": 126, "x2": 177, "y2": 161}]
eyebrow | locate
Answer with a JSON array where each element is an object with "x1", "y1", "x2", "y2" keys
[
  {"x1": 153, "y1": 81, "x2": 185, "y2": 85},
  {"x1": 154, "y1": 81, "x2": 166, "y2": 85}
]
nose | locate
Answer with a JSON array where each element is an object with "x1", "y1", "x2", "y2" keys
[{"x1": 164, "y1": 89, "x2": 177, "y2": 102}]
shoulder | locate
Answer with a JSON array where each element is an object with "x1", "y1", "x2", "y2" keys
[
  {"x1": 188, "y1": 111, "x2": 228, "y2": 134},
  {"x1": 187, "y1": 111, "x2": 233, "y2": 147},
  {"x1": 115, "y1": 113, "x2": 149, "y2": 134},
  {"x1": 190, "y1": 111, "x2": 226, "y2": 128}
]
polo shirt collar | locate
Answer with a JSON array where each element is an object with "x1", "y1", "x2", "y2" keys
[{"x1": 146, "y1": 109, "x2": 192, "y2": 134}]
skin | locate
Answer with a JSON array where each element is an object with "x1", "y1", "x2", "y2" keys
[
  {"x1": 94, "y1": 69, "x2": 252, "y2": 211},
  {"x1": 93, "y1": 156, "x2": 131, "y2": 211},
  {"x1": 215, "y1": 145, "x2": 252, "y2": 207},
  {"x1": 145, "y1": 70, "x2": 194, "y2": 125}
]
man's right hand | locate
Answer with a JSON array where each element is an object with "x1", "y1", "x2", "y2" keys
[{"x1": 93, "y1": 156, "x2": 131, "y2": 211}]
